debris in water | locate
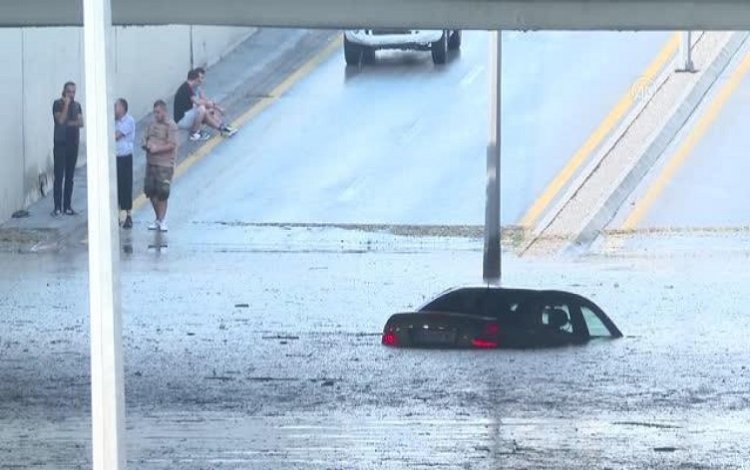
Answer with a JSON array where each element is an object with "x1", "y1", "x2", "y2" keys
[
  {"x1": 262, "y1": 335, "x2": 300, "y2": 340},
  {"x1": 205, "y1": 375, "x2": 235, "y2": 382},
  {"x1": 615, "y1": 421, "x2": 680, "y2": 429}
]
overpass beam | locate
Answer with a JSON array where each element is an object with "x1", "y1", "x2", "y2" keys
[
  {"x1": 83, "y1": 0, "x2": 126, "y2": 468},
  {"x1": 484, "y1": 30, "x2": 502, "y2": 285}
]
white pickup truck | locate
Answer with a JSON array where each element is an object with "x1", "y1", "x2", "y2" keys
[{"x1": 344, "y1": 29, "x2": 462, "y2": 65}]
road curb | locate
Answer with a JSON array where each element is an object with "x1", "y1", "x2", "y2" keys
[
  {"x1": 520, "y1": 31, "x2": 749, "y2": 257},
  {"x1": 522, "y1": 37, "x2": 679, "y2": 255},
  {"x1": 569, "y1": 31, "x2": 749, "y2": 252}
]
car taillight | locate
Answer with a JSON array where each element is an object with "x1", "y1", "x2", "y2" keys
[
  {"x1": 472, "y1": 322, "x2": 500, "y2": 348},
  {"x1": 471, "y1": 339, "x2": 499, "y2": 349},
  {"x1": 382, "y1": 332, "x2": 398, "y2": 346},
  {"x1": 483, "y1": 322, "x2": 500, "y2": 336}
]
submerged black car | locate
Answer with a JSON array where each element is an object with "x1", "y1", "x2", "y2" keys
[{"x1": 382, "y1": 287, "x2": 622, "y2": 349}]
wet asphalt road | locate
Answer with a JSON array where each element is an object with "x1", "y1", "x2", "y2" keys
[
  {"x1": 174, "y1": 30, "x2": 668, "y2": 225},
  {"x1": 2, "y1": 31, "x2": 749, "y2": 469}
]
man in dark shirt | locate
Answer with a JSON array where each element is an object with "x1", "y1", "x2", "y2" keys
[
  {"x1": 173, "y1": 72, "x2": 197, "y2": 128},
  {"x1": 174, "y1": 69, "x2": 235, "y2": 141},
  {"x1": 52, "y1": 81, "x2": 84, "y2": 217}
]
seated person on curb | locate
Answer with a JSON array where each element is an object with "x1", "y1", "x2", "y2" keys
[
  {"x1": 192, "y1": 67, "x2": 236, "y2": 136},
  {"x1": 173, "y1": 69, "x2": 236, "y2": 141}
]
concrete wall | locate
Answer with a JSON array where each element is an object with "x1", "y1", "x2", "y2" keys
[
  {"x1": 0, "y1": 25, "x2": 254, "y2": 223},
  {"x1": 0, "y1": 30, "x2": 25, "y2": 222}
]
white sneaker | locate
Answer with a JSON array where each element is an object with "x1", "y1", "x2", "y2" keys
[
  {"x1": 158, "y1": 221, "x2": 168, "y2": 232},
  {"x1": 221, "y1": 125, "x2": 238, "y2": 137},
  {"x1": 190, "y1": 131, "x2": 209, "y2": 142},
  {"x1": 147, "y1": 220, "x2": 159, "y2": 231}
]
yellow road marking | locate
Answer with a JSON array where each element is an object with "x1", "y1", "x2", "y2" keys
[
  {"x1": 621, "y1": 51, "x2": 750, "y2": 230},
  {"x1": 519, "y1": 33, "x2": 681, "y2": 229},
  {"x1": 131, "y1": 35, "x2": 343, "y2": 211}
]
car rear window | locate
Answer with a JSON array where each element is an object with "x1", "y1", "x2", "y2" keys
[
  {"x1": 421, "y1": 290, "x2": 485, "y2": 315},
  {"x1": 420, "y1": 289, "x2": 527, "y2": 322}
]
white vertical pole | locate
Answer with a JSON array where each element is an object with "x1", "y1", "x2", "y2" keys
[
  {"x1": 82, "y1": 0, "x2": 125, "y2": 468},
  {"x1": 483, "y1": 31, "x2": 502, "y2": 285}
]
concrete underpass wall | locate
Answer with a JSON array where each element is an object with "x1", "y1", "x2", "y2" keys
[
  {"x1": 0, "y1": 25, "x2": 254, "y2": 223},
  {"x1": 0, "y1": 30, "x2": 25, "y2": 225}
]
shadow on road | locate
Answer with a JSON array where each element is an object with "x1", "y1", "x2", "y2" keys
[{"x1": 344, "y1": 48, "x2": 462, "y2": 81}]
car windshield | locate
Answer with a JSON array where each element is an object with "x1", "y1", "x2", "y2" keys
[{"x1": 580, "y1": 304, "x2": 614, "y2": 337}]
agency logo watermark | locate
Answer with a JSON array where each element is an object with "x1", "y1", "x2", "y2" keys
[{"x1": 629, "y1": 76, "x2": 658, "y2": 103}]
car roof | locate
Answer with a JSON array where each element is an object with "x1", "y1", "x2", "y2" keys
[
  {"x1": 415, "y1": 286, "x2": 621, "y2": 337},
  {"x1": 428, "y1": 286, "x2": 590, "y2": 299},
  {"x1": 418, "y1": 286, "x2": 597, "y2": 310}
]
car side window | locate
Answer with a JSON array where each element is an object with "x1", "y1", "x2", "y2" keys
[
  {"x1": 540, "y1": 303, "x2": 574, "y2": 333},
  {"x1": 485, "y1": 292, "x2": 523, "y2": 323},
  {"x1": 580, "y1": 305, "x2": 611, "y2": 337}
]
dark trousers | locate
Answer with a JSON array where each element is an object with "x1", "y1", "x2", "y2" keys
[
  {"x1": 116, "y1": 154, "x2": 133, "y2": 211},
  {"x1": 53, "y1": 141, "x2": 79, "y2": 211}
]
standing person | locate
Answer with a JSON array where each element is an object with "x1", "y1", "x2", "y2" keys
[
  {"x1": 142, "y1": 100, "x2": 178, "y2": 232},
  {"x1": 114, "y1": 98, "x2": 135, "y2": 229},
  {"x1": 173, "y1": 69, "x2": 236, "y2": 141},
  {"x1": 52, "y1": 81, "x2": 84, "y2": 217}
]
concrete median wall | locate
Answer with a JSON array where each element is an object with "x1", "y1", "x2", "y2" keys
[{"x1": 0, "y1": 25, "x2": 254, "y2": 223}]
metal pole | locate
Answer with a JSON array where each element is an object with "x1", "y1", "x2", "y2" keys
[
  {"x1": 483, "y1": 30, "x2": 502, "y2": 285},
  {"x1": 677, "y1": 31, "x2": 695, "y2": 72},
  {"x1": 82, "y1": 0, "x2": 126, "y2": 468}
]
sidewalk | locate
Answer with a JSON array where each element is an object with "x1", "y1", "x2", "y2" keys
[{"x1": 0, "y1": 28, "x2": 337, "y2": 253}]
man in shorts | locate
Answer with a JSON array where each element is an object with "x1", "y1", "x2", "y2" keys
[
  {"x1": 192, "y1": 67, "x2": 236, "y2": 136},
  {"x1": 142, "y1": 100, "x2": 178, "y2": 232},
  {"x1": 173, "y1": 69, "x2": 236, "y2": 141}
]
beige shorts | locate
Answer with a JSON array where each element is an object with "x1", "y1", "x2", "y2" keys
[{"x1": 144, "y1": 164, "x2": 174, "y2": 201}]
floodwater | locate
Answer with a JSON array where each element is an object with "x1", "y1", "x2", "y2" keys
[
  {"x1": 2, "y1": 226, "x2": 750, "y2": 468},
  {"x1": 1, "y1": 28, "x2": 747, "y2": 469}
]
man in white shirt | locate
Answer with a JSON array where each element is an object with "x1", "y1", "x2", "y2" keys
[{"x1": 115, "y1": 98, "x2": 136, "y2": 229}]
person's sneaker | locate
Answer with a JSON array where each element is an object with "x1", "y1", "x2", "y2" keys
[
  {"x1": 147, "y1": 220, "x2": 159, "y2": 231},
  {"x1": 189, "y1": 131, "x2": 210, "y2": 142},
  {"x1": 221, "y1": 125, "x2": 238, "y2": 137},
  {"x1": 158, "y1": 221, "x2": 168, "y2": 232},
  {"x1": 51, "y1": 209, "x2": 62, "y2": 218},
  {"x1": 64, "y1": 208, "x2": 78, "y2": 216},
  {"x1": 123, "y1": 216, "x2": 133, "y2": 229}
]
